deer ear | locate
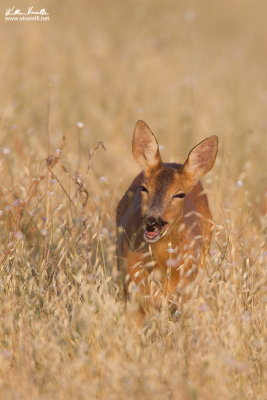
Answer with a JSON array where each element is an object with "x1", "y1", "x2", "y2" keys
[
  {"x1": 182, "y1": 136, "x2": 218, "y2": 180},
  {"x1": 132, "y1": 120, "x2": 162, "y2": 171}
]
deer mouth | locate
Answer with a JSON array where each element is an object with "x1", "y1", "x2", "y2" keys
[{"x1": 144, "y1": 223, "x2": 168, "y2": 243}]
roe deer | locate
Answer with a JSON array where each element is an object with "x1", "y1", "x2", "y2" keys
[{"x1": 116, "y1": 120, "x2": 218, "y2": 315}]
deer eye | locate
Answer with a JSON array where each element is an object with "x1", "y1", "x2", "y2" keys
[
  {"x1": 173, "y1": 193, "x2": 186, "y2": 199},
  {"x1": 140, "y1": 185, "x2": 148, "y2": 193}
]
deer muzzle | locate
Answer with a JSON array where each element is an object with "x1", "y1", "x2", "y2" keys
[{"x1": 143, "y1": 216, "x2": 168, "y2": 243}]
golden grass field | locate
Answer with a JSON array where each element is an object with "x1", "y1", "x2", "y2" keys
[{"x1": 0, "y1": 0, "x2": 266, "y2": 398}]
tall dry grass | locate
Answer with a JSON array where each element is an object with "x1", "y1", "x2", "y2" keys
[{"x1": 0, "y1": 0, "x2": 266, "y2": 399}]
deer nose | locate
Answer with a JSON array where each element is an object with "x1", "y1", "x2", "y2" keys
[
  {"x1": 144, "y1": 216, "x2": 167, "y2": 232},
  {"x1": 145, "y1": 217, "x2": 158, "y2": 232}
]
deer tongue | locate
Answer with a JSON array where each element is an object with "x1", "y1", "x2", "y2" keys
[{"x1": 146, "y1": 229, "x2": 160, "y2": 238}]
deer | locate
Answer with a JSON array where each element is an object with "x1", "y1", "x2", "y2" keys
[{"x1": 116, "y1": 120, "x2": 218, "y2": 320}]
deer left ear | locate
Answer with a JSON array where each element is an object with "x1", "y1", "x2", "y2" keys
[
  {"x1": 132, "y1": 120, "x2": 162, "y2": 171},
  {"x1": 182, "y1": 136, "x2": 218, "y2": 180}
]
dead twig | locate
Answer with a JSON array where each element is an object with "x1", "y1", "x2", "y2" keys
[
  {"x1": 73, "y1": 172, "x2": 89, "y2": 211},
  {"x1": 48, "y1": 168, "x2": 77, "y2": 209},
  {"x1": 87, "y1": 141, "x2": 106, "y2": 173}
]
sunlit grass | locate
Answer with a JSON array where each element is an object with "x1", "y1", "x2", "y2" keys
[{"x1": 0, "y1": 0, "x2": 266, "y2": 398}]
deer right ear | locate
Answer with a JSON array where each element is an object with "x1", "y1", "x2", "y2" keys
[
  {"x1": 132, "y1": 120, "x2": 162, "y2": 171},
  {"x1": 182, "y1": 135, "x2": 218, "y2": 181}
]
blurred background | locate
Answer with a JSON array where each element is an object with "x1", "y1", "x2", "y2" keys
[
  {"x1": 0, "y1": 2, "x2": 266, "y2": 398},
  {"x1": 1, "y1": 0, "x2": 267, "y2": 202}
]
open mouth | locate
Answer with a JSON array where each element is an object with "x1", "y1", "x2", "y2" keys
[{"x1": 144, "y1": 224, "x2": 168, "y2": 243}]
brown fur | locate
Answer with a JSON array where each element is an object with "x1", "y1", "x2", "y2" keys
[{"x1": 116, "y1": 121, "x2": 218, "y2": 315}]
